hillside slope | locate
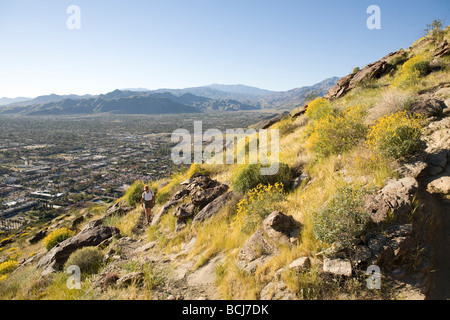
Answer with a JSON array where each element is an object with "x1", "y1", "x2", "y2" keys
[{"x1": 1, "y1": 27, "x2": 449, "y2": 300}]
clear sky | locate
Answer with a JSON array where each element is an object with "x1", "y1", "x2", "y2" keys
[{"x1": 0, "y1": 0, "x2": 448, "y2": 98}]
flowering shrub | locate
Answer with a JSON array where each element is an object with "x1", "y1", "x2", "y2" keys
[
  {"x1": 392, "y1": 54, "x2": 431, "y2": 89},
  {"x1": 0, "y1": 260, "x2": 18, "y2": 276},
  {"x1": 186, "y1": 163, "x2": 210, "y2": 179},
  {"x1": 305, "y1": 98, "x2": 333, "y2": 121},
  {"x1": 233, "y1": 183, "x2": 285, "y2": 233},
  {"x1": 367, "y1": 111, "x2": 425, "y2": 159},
  {"x1": 306, "y1": 105, "x2": 367, "y2": 157},
  {"x1": 313, "y1": 186, "x2": 371, "y2": 248},
  {"x1": 43, "y1": 228, "x2": 75, "y2": 251}
]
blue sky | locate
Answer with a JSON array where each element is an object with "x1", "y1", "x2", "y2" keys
[{"x1": 0, "y1": 0, "x2": 448, "y2": 98}]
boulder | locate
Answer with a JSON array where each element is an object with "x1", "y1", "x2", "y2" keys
[
  {"x1": 364, "y1": 177, "x2": 418, "y2": 223},
  {"x1": 427, "y1": 176, "x2": 450, "y2": 195},
  {"x1": 411, "y1": 98, "x2": 446, "y2": 117},
  {"x1": 323, "y1": 258, "x2": 352, "y2": 277},
  {"x1": 388, "y1": 236, "x2": 416, "y2": 262},
  {"x1": 192, "y1": 191, "x2": 235, "y2": 224},
  {"x1": 28, "y1": 229, "x2": 47, "y2": 244},
  {"x1": 191, "y1": 184, "x2": 229, "y2": 208},
  {"x1": 288, "y1": 257, "x2": 311, "y2": 272},
  {"x1": 238, "y1": 229, "x2": 277, "y2": 262},
  {"x1": 326, "y1": 52, "x2": 397, "y2": 99},
  {"x1": 239, "y1": 211, "x2": 302, "y2": 263},
  {"x1": 263, "y1": 211, "x2": 302, "y2": 245},
  {"x1": 37, "y1": 225, "x2": 119, "y2": 272},
  {"x1": 353, "y1": 245, "x2": 372, "y2": 264},
  {"x1": 173, "y1": 203, "x2": 196, "y2": 218},
  {"x1": 260, "y1": 281, "x2": 296, "y2": 300}
]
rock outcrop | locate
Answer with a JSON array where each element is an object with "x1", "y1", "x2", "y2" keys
[
  {"x1": 325, "y1": 51, "x2": 399, "y2": 99},
  {"x1": 238, "y1": 211, "x2": 302, "y2": 273},
  {"x1": 37, "y1": 223, "x2": 119, "y2": 274},
  {"x1": 364, "y1": 177, "x2": 419, "y2": 224}
]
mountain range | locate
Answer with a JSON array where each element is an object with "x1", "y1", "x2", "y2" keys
[{"x1": 0, "y1": 77, "x2": 338, "y2": 116}]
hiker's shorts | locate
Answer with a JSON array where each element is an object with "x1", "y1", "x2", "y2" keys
[{"x1": 144, "y1": 200, "x2": 153, "y2": 209}]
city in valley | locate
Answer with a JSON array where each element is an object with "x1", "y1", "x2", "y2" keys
[{"x1": 0, "y1": 112, "x2": 266, "y2": 230}]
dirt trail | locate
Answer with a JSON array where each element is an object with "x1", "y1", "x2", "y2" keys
[{"x1": 418, "y1": 177, "x2": 450, "y2": 300}]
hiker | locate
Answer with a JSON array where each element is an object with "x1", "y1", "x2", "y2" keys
[{"x1": 141, "y1": 185, "x2": 155, "y2": 224}]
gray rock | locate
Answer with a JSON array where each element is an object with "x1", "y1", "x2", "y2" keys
[
  {"x1": 364, "y1": 177, "x2": 418, "y2": 223},
  {"x1": 28, "y1": 229, "x2": 47, "y2": 244},
  {"x1": 354, "y1": 246, "x2": 372, "y2": 264},
  {"x1": 173, "y1": 203, "x2": 196, "y2": 218},
  {"x1": 238, "y1": 229, "x2": 277, "y2": 262},
  {"x1": 288, "y1": 257, "x2": 311, "y2": 272},
  {"x1": 411, "y1": 98, "x2": 446, "y2": 117},
  {"x1": 263, "y1": 211, "x2": 303, "y2": 245},
  {"x1": 260, "y1": 281, "x2": 296, "y2": 300},
  {"x1": 368, "y1": 238, "x2": 383, "y2": 252},
  {"x1": 192, "y1": 191, "x2": 235, "y2": 224},
  {"x1": 37, "y1": 225, "x2": 119, "y2": 272},
  {"x1": 388, "y1": 236, "x2": 416, "y2": 262},
  {"x1": 323, "y1": 258, "x2": 352, "y2": 277},
  {"x1": 427, "y1": 176, "x2": 450, "y2": 195},
  {"x1": 191, "y1": 184, "x2": 229, "y2": 208}
]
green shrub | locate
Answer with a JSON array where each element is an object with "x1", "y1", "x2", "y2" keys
[
  {"x1": 306, "y1": 105, "x2": 367, "y2": 157},
  {"x1": 367, "y1": 111, "x2": 425, "y2": 159},
  {"x1": 313, "y1": 186, "x2": 371, "y2": 248},
  {"x1": 124, "y1": 180, "x2": 145, "y2": 207},
  {"x1": 64, "y1": 247, "x2": 103, "y2": 278},
  {"x1": 232, "y1": 162, "x2": 291, "y2": 194},
  {"x1": 42, "y1": 228, "x2": 75, "y2": 251},
  {"x1": 276, "y1": 117, "x2": 297, "y2": 135},
  {"x1": 411, "y1": 61, "x2": 431, "y2": 77}
]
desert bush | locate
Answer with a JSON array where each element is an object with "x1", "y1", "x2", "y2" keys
[
  {"x1": 0, "y1": 260, "x2": 18, "y2": 276},
  {"x1": 276, "y1": 117, "x2": 297, "y2": 135},
  {"x1": 186, "y1": 163, "x2": 210, "y2": 179},
  {"x1": 155, "y1": 173, "x2": 184, "y2": 205},
  {"x1": 367, "y1": 111, "x2": 425, "y2": 159},
  {"x1": 305, "y1": 98, "x2": 333, "y2": 121},
  {"x1": 64, "y1": 247, "x2": 103, "y2": 278},
  {"x1": 232, "y1": 162, "x2": 291, "y2": 194},
  {"x1": 124, "y1": 180, "x2": 145, "y2": 207},
  {"x1": 42, "y1": 228, "x2": 75, "y2": 251},
  {"x1": 233, "y1": 183, "x2": 286, "y2": 233},
  {"x1": 306, "y1": 105, "x2": 367, "y2": 157},
  {"x1": 313, "y1": 186, "x2": 371, "y2": 248},
  {"x1": 392, "y1": 54, "x2": 431, "y2": 89}
]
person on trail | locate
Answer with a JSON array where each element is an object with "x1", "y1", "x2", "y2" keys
[{"x1": 141, "y1": 185, "x2": 155, "y2": 225}]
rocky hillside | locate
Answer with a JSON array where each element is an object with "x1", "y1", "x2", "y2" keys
[{"x1": 1, "y1": 27, "x2": 449, "y2": 300}]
